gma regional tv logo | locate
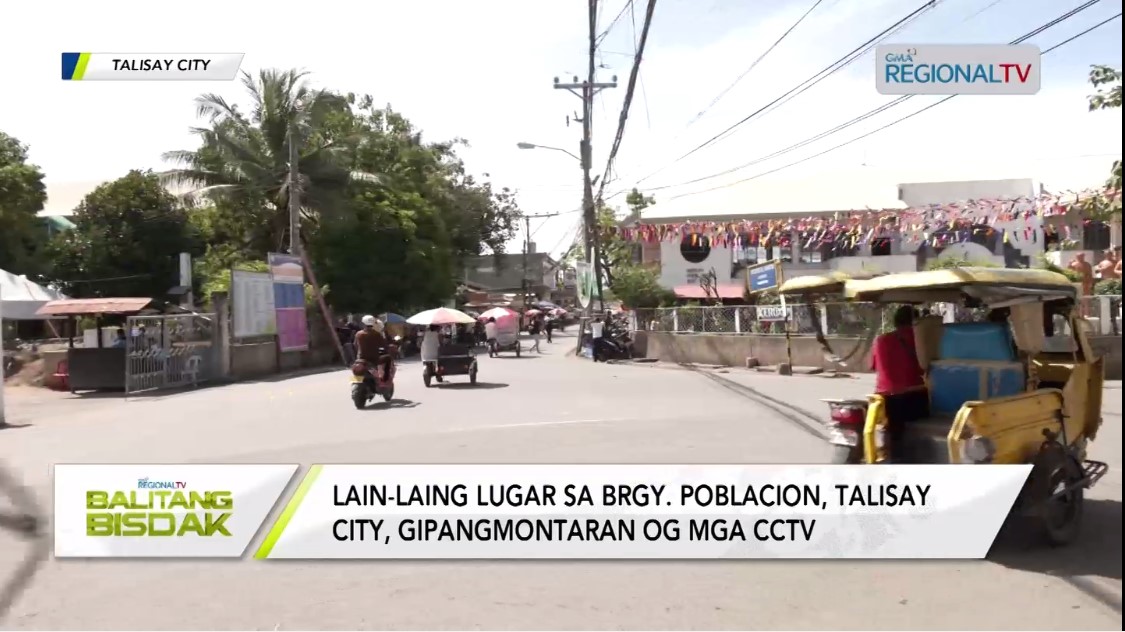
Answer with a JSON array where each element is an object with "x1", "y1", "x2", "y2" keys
[
  {"x1": 55, "y1": 464, "x2": 298, "y2": 558},
  {"x1": 876, "y1": 44, "x2": 1040, "y2": 95},
  {"x1": 86, "y1": 477, "x2": 234, "y2": 537}
]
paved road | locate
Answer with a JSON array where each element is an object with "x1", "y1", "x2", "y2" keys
[{"x1": 1, "y1": 333, "x2": 1120, "y2": 630}]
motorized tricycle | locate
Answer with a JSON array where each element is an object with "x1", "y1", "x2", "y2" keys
[
  {"x1": 779, "y1": 267, "x2": 1108, "y2": 546},
  {"x1": 423, "y1": 342, "x2": 479, "y2": 387},
  {"x1": 349, "y1": 340, "x2": 399, "y2": 409}
]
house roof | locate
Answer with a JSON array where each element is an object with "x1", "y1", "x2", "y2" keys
[{"x1": 36, "y1": 297, "x2": 152, "y2": 316}]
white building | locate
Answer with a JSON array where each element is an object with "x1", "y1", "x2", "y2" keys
[{"x1": 631, "y1": 179, "x2": 1119, "y2": 299}]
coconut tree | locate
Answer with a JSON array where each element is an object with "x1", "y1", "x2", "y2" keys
[{"x1": 162, "y1": 68, "x2": 377, "y2": 252}]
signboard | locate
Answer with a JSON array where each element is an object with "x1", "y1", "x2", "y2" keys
[
  {"x1": 268, "y1": 253, "x2": 309, "y2": 352},
  {"x1": 576, "y1": 262, "x2": 594, "y2": 309},
  {"x1": 231, "y1": 270, "x2": 277, "y2": 338},
  {"x1": 756, "y1": 305, "x2": 792, "y2": 322},
  {"x1": 746, "y1": 260, "x2": 782, "y2": 293}
]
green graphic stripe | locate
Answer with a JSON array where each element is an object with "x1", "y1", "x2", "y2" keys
[
  {"x1": 255, "y1": 464, "x2": 322, "y2": 559},
  {"x1": 74, "y1": 53, "x2": 91, "y2": 80}
]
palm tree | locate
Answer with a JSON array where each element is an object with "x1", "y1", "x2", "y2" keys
[{"x1": 162, "y1": 68, "x2": 377, "y2": 252}]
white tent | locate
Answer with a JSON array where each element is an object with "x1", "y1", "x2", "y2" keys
[{"x1": 0, "y1": 268, "x2": 68, "y2": 320}]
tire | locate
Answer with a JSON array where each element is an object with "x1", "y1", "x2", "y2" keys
[
  {"x1": 436, "y1": 374, "x2": 444, "y2": 383},
  {"x1": 469, "y1": 365, "x2": 478, "y2": 385},
  {"x1": 351, "y1": 384, "x2": 367, "y2": 410},
  {"x1": 830, "y1": 444, "x2": 860, "y2": 464},
  {"x1": 1027, "y1": 444, "x2": 1085, "y2": 547},
  {"x1": 516, "y1": 346, "x2": 521, "y2": 358},
  {"x1": 423, "y1": 366, "x2": 433, "y2": 388},
  {"x1": 383, "y1": 384, "x2": 395, "y2": 402}
]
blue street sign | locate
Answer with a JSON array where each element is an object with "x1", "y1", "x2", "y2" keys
[{"x1": 747, "y1": 262, "x2": 780, "y2": 292}]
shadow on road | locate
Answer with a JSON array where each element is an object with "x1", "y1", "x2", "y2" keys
[
  {"x1": 990, "y1": 498, "x2": 1122, "y2": 610},
  {"x1": 364, "y1": 398, "x2": 419, "y2": 410},
  {"x1": 435, "y1": 382, "x2": 509, "y2": 390},
  {"x1": 490, "y1": 355, "x2": 541, "y2": 360},
  {"x1": 0, "y1": 422, "x2": 33, "y2": 431}
]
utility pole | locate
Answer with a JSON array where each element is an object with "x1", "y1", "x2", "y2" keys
[
  {"x1": 522, "y1": 212, "x2": 561, "y2": 306},
  {"x1": 554, "y1": 0, "x2": 616, "y2": 314},
  {"x1": 287, "y1": 127, "x2": 301, "y2": 256}
]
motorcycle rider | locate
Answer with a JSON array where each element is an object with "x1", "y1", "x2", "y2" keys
[{"x1": 354, "y1": 315, "x2": 393, "y2": 381}]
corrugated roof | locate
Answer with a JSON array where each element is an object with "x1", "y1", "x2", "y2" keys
[{"x1": 36, "y1": 297, "x2": 152, "y2": 316}]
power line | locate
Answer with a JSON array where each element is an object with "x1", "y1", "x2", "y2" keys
[
  {"x1": 596, "y1": 0, "x2": 659, "y2": 201},
  {"x1": 630, "y1": 0, "x2": 942, "y2": 188},
  {"x1": 685, "y1": 0, "x2": 827, "y2": 130},
  {"x1": 596, "y1": 0, "x2": 635, "y2": 46},
  {"x1": 658, "y1": 0, "x2": 1108, "y2": 194},
  {"x1": 668, "y1": 9, "x2": 1122, "y2": 201}
]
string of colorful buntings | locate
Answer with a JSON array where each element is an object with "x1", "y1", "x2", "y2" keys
[{"x1": 608, "y1": 188, "x2": 1120, "y2": 252}]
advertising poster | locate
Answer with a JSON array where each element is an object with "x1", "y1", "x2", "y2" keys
[
  {"x1": 576, "y1": 262, "x2": 594, "y2": 309},
  {"x1": 268, "y1": 253, "x2": 309, "y2": 352}
]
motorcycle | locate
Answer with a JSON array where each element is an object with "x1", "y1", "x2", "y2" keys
[
  {"x1": 349, "y1": 339, "x2": 399, "y2": 409},
  {"x1": 593, "y1": 318, "x2": 633, "y2": 362}
]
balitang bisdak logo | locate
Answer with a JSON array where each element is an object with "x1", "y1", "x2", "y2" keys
[
  {"x1": 875, "y1": 44, "x2": 1041, "y2": 96},
  {"x1": 86, "y1": 477, "x2": 234, "y2": 537},
  {"x1": 55, "y1": 464, "x2": 298, "y2": 557}
]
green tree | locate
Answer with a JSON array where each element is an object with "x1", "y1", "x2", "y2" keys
[
  {"x1": 1084, "y1": 65, "x2": 1122, "y2": 220},
  {"x1": 162, "y1": 69, "x2": 376, "y2": 252},
  {"x1": 0, "y1": 132, "x2": 49, "y2": 276},
  {"x1": 47, "y1": 170, "x2": 202, "y2": 298},
  {"x1": 167, "y1": 71, "x2": 523, "y2": 313},
  {"x1": 608, "y1": 263, "x2": 675, "y2": 309}
]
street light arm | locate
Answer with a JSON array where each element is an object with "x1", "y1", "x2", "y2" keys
[{"x1": 517, "y1": 142, "x2": 580, "y2": 163}]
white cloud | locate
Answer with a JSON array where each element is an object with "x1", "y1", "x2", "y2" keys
[{"x1": 1, "y1": 0, "x2": 1119, "y2": 258}]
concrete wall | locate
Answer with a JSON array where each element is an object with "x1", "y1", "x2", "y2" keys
[
  {"x1": 641, "y1": 331, "x2": 1122, "y2": 379},
  {"x1": 230, "y1": 342, "x2": 278, "y2": 379}
]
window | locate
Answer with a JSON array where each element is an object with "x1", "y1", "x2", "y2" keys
[
  {"x1": 1083, "y1": 221, "x2": 1111, "y2": 251},
  {"x1": 680, "y1": 233, "x2": 712, "y2": 264},
  {"x1": 870, "y1": 238, "x2": 892, "y2": 257},
  {"x1": 734, "y1": 233, "x2": 759, "y2": 265}
]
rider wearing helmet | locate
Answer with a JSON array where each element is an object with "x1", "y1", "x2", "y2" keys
[{"x1": 354, "y1": 315, "x2": 392, "y2": 378}]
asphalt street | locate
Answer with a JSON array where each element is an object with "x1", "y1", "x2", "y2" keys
[{"x1": 0, "y1": 331, "x2": 1120, "y2": 630}]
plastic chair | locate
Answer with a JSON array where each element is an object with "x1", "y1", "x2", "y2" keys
[
  {"x1": 184, "y1": 356, "x2": 202, "y2": 386},
  {"x1": 50, "y1": 360, "x2": 70, "y2": 392}
]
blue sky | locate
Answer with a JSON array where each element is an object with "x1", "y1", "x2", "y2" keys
[{"x1": 1, "y1": 0, "x2": 1121, "y2": 258}]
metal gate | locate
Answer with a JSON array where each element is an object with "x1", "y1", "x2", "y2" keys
[{"x1": 125, "y1": 313, "x2": 219, "y2": 395}]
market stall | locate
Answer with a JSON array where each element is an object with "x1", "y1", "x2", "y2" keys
[{"x1": 34, "y1": 298, "x2": 152, "y2": 392}]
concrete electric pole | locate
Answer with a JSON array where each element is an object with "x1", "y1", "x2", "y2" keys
[
  {"x1": 287, "y1": 127, "x2": 301, "y2": 256},
  {"x1": 553, "y1": 1, "x2": 616, "y2": 313}
]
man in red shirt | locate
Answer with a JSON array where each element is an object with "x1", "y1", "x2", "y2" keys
[{"x1": 870, "y1": 306, "x2": 924, "y2": 395}]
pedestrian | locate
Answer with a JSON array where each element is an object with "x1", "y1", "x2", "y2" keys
[
  {"x1": 528, "y1": 316, "x2": 542, "y2": 353},
  {"x1": 545, "y1": 315, "x2": 554, "y2": 343},
  {"x1": 1096, "y1": 247, "x2": 1120, "y2": 281},
  {"x1": 589, "y1": 316, "x2": 604, "y2": 361}
]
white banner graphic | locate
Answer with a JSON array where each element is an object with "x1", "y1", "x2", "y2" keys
[
  {"x1": 62, "y1": 53, "x2": 244, "y2": 81},
  {"x1": 54, "y1": 464, "x2": 298, "y2": 558},
  {"x1": 256, "y1": 464, "x2": 1031, "y2": 560}
]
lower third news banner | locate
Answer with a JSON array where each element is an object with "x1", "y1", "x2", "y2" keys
[
  {"x1": 53, "y1": 464, "x2": 1031, "y2": 559},
  {"x1": 254, "y1": 464, "x2": 1030, "y2": 560}
]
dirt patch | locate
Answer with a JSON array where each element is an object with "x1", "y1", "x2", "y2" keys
[{"x1": 4, "y1": 357, "x2": 45, "y2": 387}]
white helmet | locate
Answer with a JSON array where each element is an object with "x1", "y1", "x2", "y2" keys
[{"x1": 361, "y1": 315, "x2": 377, "y2": 327}]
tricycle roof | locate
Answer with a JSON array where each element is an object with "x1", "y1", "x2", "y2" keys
[{"x1": 843, "y1": 267, "x2": 1076, "y2": 304}]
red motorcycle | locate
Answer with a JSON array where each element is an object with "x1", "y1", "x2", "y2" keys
[{"x1": 350, "y1": 342, "x2": 398, "y2": 409}]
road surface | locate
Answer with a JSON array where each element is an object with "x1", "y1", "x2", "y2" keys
[{"x1": 1, "y1": 333, "x2": 1120, "y2": 630}]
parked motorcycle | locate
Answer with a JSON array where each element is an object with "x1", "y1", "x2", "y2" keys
[
  {"x1": 349, "y1": 340, "x2": 399, "y2": 409},
  {"x1": 593, "y1": 317, "x2": 634, "y2": 362}
]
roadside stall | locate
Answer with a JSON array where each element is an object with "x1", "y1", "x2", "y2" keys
[{"x1": 34, "y1": 298, "x2": 152, "y2": 392}]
